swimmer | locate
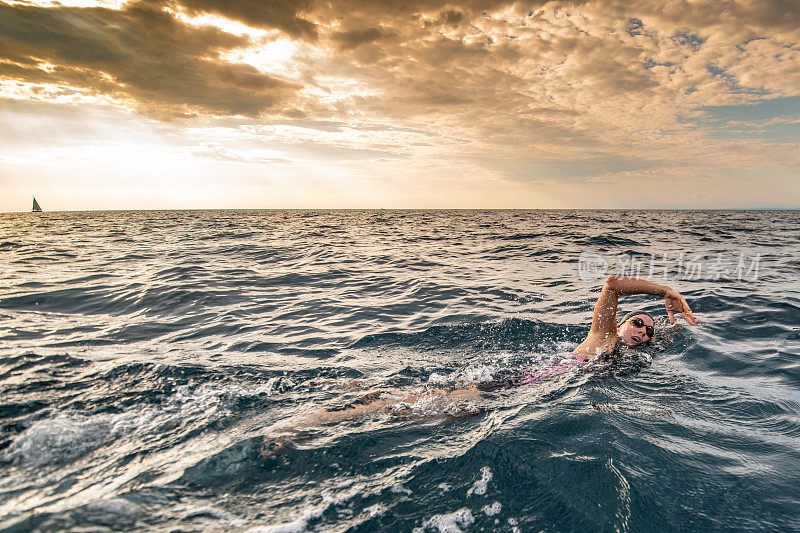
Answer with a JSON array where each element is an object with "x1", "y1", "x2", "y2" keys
[
  {"x1": 258, "y1": 277, "x2": 699, "y2": 456},
  {"x1": 573, "y1": 276, "x2": 699, "y2": 361}
]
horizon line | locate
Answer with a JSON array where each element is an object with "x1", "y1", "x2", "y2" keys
[{"x1": 3, "y1": 206, "x2": 800, "y2": 214}]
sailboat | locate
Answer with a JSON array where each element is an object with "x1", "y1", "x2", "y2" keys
[{"x1": 32, "y1": 196, "x2": 42, "y2": 212}]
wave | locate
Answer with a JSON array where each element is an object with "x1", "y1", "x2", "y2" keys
[{"x1": 350, "y1": 318, "x2": 585, "y2": 351}]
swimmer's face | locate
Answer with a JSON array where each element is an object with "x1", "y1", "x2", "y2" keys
[{"x1": 618, "y1": 314, "x2": 654, "y2": 347}]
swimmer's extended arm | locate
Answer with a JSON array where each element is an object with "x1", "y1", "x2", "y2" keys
[
  {"x1": 575, "y1": 277, "x2": 698, "y2": 359},
  {"x1": 589, "y1": 276, "x2": 699, "y2": 336},
  {"x1": 589, "y1": 276, "x2": 698, "y2": 338}
]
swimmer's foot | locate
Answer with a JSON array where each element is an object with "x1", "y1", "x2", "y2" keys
[
  {"x1": 258, "y1": 433, "x2": 310, "y2": 458},
  {"x1": 258, "y1": 437, "x2": 291, "y2": 458}
]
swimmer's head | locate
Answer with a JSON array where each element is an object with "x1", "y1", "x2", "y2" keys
[{"x1": 618, "y1": 310, "x2": 655, "y2": 347}]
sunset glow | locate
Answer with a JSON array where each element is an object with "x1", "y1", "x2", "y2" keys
[{"x1": 1, "y1": 0, "x2": 799, "y2": 210}]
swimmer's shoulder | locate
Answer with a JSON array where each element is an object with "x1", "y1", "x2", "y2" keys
[{"x1": 573, "y1": 332, "x2": 620, "y2": 361}]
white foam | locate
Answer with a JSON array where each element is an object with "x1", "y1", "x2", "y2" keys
[
  {"x1": 84, "y1": 498, "x2": 142, "y2": 518},
  {"x1": 390, "y1": 483, "x2": 412, "y2": 495},
  {"x1": 247, "y1": 503, "x2": 325, "y2": 533},
  {"x1": 1, "y1": 416, "x2": 105, "y2": 467},
  {"x1": 415, "y1": 507, "x2": 475, "y2": 533},
  {"x1": 321, "y1": 482, "x2": 366, "y2": 506},
  {"x1": 426, "y1": 365, "x2": 495, "y2": 389},
  {"x1": 387, "y1": 393, "x2": 482, "y2": 418},
  {"x1": 427, "y1": 373, "x2": 449, "y2": 385},
  {"x1": 182, "y1": 505, "x2": 245, "y2": 527},
  {"x1": 261, "y1": 376, "x2": 296, "y2": 396},
  {"x1": 481, "y1": 502, "x2": 502, "y2": 516},
  {"x1": 247, "y1": 516, "x2": 309, "y2": 533},
  {"x1": 466, "y1": 466, "x2": 492, "y2": 497},
  {"x1": 3, "y1": 381, "x2": 288, "y2": 467},
  {"x1": 331, "y1": 478, "x2": 357, "y2": 490},
  {"x1": 457, "y1": 366, "x2": 495, "y2": 386},
  {"x1": 1, "y1": 410, "x2": 160, "y2": 467},
  {"x1": 363, "y1": 503, "x2": 386, "y2": 518},
  {"x1": 248, "y1": 481, "x2": 367, "y2": 532}
]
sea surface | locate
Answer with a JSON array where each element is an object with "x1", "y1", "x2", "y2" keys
[{"x1": 1, "y1": 209, "x2": 799, "y2": 532}]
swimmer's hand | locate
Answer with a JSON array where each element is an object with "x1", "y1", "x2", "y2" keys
[{"x1": 662, "y1": 287, "x2": 699, "y2": 325}]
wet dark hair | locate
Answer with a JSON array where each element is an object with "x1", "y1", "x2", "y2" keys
[{"x1": 618, "y1": 310, "x2": 656, "y2": 345}]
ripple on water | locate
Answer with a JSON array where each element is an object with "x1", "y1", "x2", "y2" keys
[{"x1": 1, "y1": 210, "x2": 799, "y2": 531}]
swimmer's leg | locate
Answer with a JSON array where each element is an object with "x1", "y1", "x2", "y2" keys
[
  {"x1": 444, "y1": 385, "x2": 484, "y2": 401},
  {"x1": 257, "y1": 388, "x2": 406, "y2": 458},
  {"x1": 258, "y1": 386, "x2": 488, "y2": 457}
]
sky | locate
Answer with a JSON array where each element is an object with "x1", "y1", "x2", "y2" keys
[{"x1": 1, "y1": 0, "x2": 799, "y2": 211}]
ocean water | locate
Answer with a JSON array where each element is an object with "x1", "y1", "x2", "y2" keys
[{"x1": 1, "y1": 209, "x2": 799, "y2": 532}]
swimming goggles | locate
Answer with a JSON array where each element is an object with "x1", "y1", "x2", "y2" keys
[{"x1": 627, "y1": 317, "x2": 654, "y2": 339}]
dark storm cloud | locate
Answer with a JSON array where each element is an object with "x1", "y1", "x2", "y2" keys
[{"x1": 0, "y1": 0, "x2": 298, "y2": 117}]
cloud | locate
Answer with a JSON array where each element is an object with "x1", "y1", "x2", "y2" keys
[
  {"x1": 189, "y1": 141, "x2": 292, "y2": 164},
  {"x1": 1, "y1": 0, "x2": 799, "y2": 195},
  {"x1": 331, "y1": 27, "x2": 394, "y2": 51},
  {"x1": 0, "y1": 0, "x2": 299, "y2": 117},
  {"x1": 177, "y1": 0, "x2": 317, "y2": 40}
]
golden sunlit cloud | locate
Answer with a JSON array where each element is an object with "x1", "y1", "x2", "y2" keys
[
  {"x1": 1, "y1": 0, "x2": 799, "y2": 210},
  {"x1": 6, "y1": 0, "x2": 125, "y2": 7}
]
